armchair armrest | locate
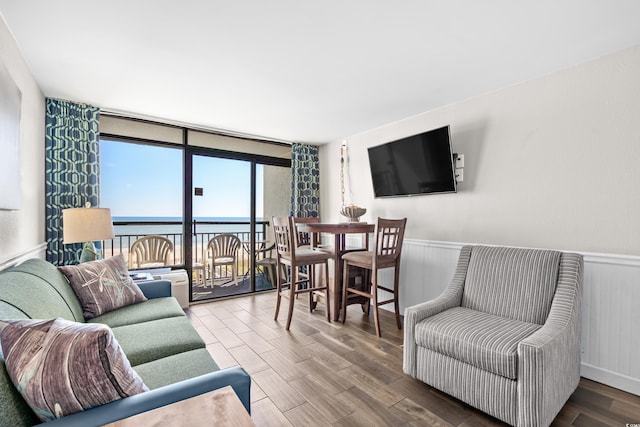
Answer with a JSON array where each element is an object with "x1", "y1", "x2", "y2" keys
[
  {"x1": 137, "y1": 279, "x2": 172, "y2": 299},
  {"x1": 403, "y1": 246, "x2": 471, "y2": 377},
  {"x1": 517, "y1": 253, "x2": 583, "y2": 427},
  {"x1": 39, "y1": 366, "x2": 251, "y2": 427}
]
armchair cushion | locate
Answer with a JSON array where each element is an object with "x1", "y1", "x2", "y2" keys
[
  {"x1": 415, "y1": 306, "x2": 541, "y2": 379},
  {"x1": 58, "y1": 255, "x2": 147, "y2": 320},
  {"x1": 461, "y1": 246, "x2": 561, "y2": 324}
]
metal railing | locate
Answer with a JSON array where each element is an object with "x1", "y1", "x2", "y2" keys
[{"x1": 102, "y1": 219, "x2": 270, "y2": 269}]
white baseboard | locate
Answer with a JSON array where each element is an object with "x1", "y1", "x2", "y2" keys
[{"x1": 581, "y1": 363, "x2": 640, "y2": 396}]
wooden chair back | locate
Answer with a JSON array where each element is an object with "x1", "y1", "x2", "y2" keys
[
  {"x1": 272, "y1": 216, "x2": 293, "y2": 257},
  {"x1": 373, "y1": 217, "x2": 407, "y2": 265},
  {"x1": 292, "y1": 216, "x2": 320, "y2": 247}
]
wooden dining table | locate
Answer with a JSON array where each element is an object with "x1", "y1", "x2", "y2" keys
[{"x1": 302, "y1": 222, "x2": 375, "y2": 321}]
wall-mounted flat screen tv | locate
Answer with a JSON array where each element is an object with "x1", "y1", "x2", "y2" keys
[{"x1": 367, "y1": 125, "x2": 456, "y2": 197}]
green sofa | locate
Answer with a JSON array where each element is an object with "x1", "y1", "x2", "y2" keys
[{"x1": 0, "y1": 258, "x2": 250, "y2": 426}]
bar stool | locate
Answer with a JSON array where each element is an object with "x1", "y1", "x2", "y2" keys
[
  {"x1": 272, "y1": 216, "x2": 331, "y2": 330},
  {"x1": 340, "y1": 217, "x2": 407, "y2": 337}
]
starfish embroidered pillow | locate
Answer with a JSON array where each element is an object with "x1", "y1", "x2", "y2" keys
[
  {"x1": 59, "y1": 254, "x2": 147, "y2": 319},
  {"x1": 0, "y1": 318, "x2": 148, "y2": 422}
]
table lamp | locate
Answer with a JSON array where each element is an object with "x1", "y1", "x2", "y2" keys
[{"x1": 62, "y1": 203, "x2": 115, "y2": 263}]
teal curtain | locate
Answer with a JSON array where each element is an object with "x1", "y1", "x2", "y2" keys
[
  {"x1": 290, "y1": 143, "x2": 320, "y2": 218},
  {"x1": 45, "y1": 98, "x2": 100, "y2": 266}
]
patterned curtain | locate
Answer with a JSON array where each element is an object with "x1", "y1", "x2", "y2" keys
[
  {"x1": 290, "y1": 143, "x2": 320, "y2": 218},
  {"x1": 45, "y1": 98, "x2": 100, "y2": 266}
]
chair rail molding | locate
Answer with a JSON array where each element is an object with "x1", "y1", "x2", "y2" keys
[
  {"x1": 374, "y1": 238, "x2": 640, "y2": 397},
  {"x1": 0, "y1": 242, "x2": 48, "y2": 271}
]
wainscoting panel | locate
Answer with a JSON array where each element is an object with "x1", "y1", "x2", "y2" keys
[
  {"x1": 377, "y1": 239, "x2": 462, "y2": 314},
  {"x1": 369, "y1": 238, "x2": 640, "y2": 396},
  {"x1": 580, "y1": 253, "x2": 640, "y2": 396}
]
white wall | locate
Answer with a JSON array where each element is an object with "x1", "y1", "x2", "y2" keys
[
  {"x1": 320, "y1": 45, "x2": 640, "y2": 256},
  {"x1": 0, "y1": 15, "x2": 46, "y2": 265},
  {"x1": 321, "y1": 45, "x2": 640, "y2": 395}
]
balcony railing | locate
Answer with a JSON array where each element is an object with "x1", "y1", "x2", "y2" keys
[{"x1": 102, "y1": 220, "x2": 270, "y2": 271}]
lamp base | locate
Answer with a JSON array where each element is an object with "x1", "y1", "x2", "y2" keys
[{"x1": 79, "y1": 241, "x2": 99, "y2": 263}]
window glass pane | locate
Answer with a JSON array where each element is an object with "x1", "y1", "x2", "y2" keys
[
  {"x1": 192, "y1": 156, "x2": 250, "y2": 219},
  {"x1": 254, "y1": 164, "x2": 291, "y2": 290},
  {"x1": 100, "y1": 139, "x2": 184, "y2": 267}
]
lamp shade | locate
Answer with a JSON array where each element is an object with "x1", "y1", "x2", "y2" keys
[{"x1": 62, "y1": 207, "x2": 115, "y2": 244}]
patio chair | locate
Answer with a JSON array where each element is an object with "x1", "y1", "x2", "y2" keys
[
  {"x1": 129, "y1": 235, "x2": 174, "y2": 269},
  {"x1": 207, "y1": 234, "x2": 241, "y2": 287}
]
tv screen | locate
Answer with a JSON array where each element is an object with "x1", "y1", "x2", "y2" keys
[{"x1": 367, "y1": 125, "x2": 456, "y2": 197}]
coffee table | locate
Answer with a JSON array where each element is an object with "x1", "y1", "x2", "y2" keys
[{"x1": 104, "y1": 386, "x2": 255, "y2": 427}]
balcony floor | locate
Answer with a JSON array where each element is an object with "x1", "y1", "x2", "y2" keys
[{"x1": 192, "y1": 273, "x2": 274, "y2": 301}]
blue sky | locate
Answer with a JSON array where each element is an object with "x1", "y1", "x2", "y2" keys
[{"x1": 100, "y1": 140, "x2": 263, "y2": 218}]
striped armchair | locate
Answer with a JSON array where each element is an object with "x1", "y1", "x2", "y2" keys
[{"x1": 403, "y1": 245, "x2": 583, "y2": 427}]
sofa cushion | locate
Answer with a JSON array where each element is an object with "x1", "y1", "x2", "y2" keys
[
  {"x1": 461, "y1": 246, "x2": 561, "y2": 324},
  {"x1": 0, "y1": 318, "x2": 148, "y2": 422},
  {"x1": 112, "y1": 316, "x2": 205, "y2": 366},
  {"x1": 0, "y1": 259, "x2": 85, "y2": 322},
  {"x1": 133, "y1": 348, "x2": 219, "y2": 390},
  {"x1": 7, "y1": 259, "x2": 85, "y2": 322},
  {"x1": 59, "y1": 254, "x2": 147, "y2": 320},
  {"x1": 88, "y1": 297, "x2": 185, "y2": 328},
  {"x1": 415, "y1": 307, "x2": 541, "y2": 379},
  {"x1": 0, "y1": 359, "x2": 39, "y2": 427}
]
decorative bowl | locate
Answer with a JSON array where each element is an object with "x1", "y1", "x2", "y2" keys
[{"x1": 340, "y1": 205, "x2": 367, "y2": 222}]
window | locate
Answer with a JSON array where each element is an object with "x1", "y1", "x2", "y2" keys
[{"x1": 99, "y1": 116, "x2": 291, "y2": 302}]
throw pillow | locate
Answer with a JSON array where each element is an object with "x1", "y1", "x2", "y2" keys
[
  {"x1": 0, "y1": 318, "x2": 148, "y2": 422},
  {"x1": 59, "y1": 254, "x2": 147, "y2": 319}
]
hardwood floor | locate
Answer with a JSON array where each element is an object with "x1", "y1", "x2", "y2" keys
[{"x1": 186, "y1": 292, "x2": 640, "y2": 426}]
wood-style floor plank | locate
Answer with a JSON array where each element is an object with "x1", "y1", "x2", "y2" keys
[
  {"x1": 251, "y1": 398, "x2": 294, "y2": 427},
  {"x1": 283, "y1": 402, "x2": 332, "y2": 427},
  {"x1": 288, "y1": 375, "x2": 355, "y2": 424},
  {"x1": 205, "y1": 342, "x2": 237, "y2": 369},
  {"x1": 252, "y1": 369, "x2": 307, "y2": 412},
  {"x1": 188, "y1": 292, "x2": 640, "y2": 426}
]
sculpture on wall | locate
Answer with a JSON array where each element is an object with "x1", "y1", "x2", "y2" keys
[{"x1": 339, "y1": 140, "x2": 366, "y2": 222}]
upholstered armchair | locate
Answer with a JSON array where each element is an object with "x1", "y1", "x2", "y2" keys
[{"x1": 403, "y1": 245, "x2": 583, "y2": 427}]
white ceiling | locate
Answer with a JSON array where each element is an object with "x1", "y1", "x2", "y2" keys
[{"x1": 1, "y1": 1, "x2": 640, "y2": 144}]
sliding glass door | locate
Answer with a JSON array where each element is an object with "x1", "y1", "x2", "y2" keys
[
  {"x1": 190, "y1": 155, "x2": 291, "y2": 301},
  {"x1": 191, "y1": 155, "x2": 252, "y2": 300}
]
